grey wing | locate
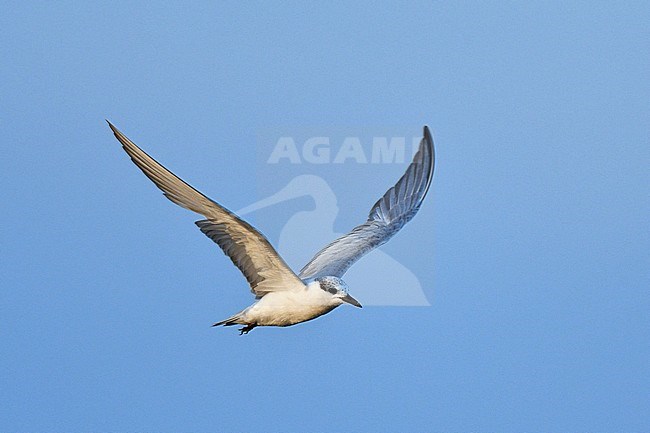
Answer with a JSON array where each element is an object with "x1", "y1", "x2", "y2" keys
[
  {"x1": 299, "y1": 126, "x2": 435, "y2": 281},
  {"x1": 108, "y1": 121, "x2": 305, "y2": 296}
]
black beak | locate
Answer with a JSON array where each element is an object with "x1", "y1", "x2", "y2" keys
[{"x1": 341, "y1": 293, "x2": 362, "y2": 308}]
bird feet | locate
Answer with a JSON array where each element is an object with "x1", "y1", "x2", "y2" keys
[{"x1": 238, "y1": 324, "x2": 256, "y2": 335}]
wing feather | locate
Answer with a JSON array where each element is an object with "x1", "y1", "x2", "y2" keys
[
  {"x1": 299, "y1": 126, "x2": 435, "y2": 280},
  {"x1": 108, "y1": 121, "x2": 304, "y2": 296}
]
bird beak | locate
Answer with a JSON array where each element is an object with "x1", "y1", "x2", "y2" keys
[{"x1": 341, "y1": 293, "x2": 362, "y2": 308}]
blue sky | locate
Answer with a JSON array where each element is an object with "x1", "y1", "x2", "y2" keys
[{"x1": 1, "y1": 2, "x2": 648, "y2": 432}]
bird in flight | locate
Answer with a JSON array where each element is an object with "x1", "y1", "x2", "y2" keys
[{"x1": 108, "y1": 122, "x2": 435, "y2": 334}]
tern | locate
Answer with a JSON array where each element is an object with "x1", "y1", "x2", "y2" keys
[{"x1": 108, "y1": 122, "x2": 435, "y2": 334}]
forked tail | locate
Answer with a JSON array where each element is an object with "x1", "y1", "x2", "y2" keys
[
  {"x1": 213, "y1": 313, "x2": 256, "y2": 335},
  {"x1": 212, "y1": 313, "x2": 244, "y2": 327}
]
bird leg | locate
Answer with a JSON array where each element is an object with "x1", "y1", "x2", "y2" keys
[{"x1": 238, "y1": 324, "x2": 256, "y2": 335}]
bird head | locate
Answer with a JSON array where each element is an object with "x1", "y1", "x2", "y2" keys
[{"x1": 316, "y1": 276, "x2": 362, "y2": 308}]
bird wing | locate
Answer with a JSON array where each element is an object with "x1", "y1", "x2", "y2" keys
[
  {"x1": 299, "y1": 126, "x2": 435, "y2": 281},
  {"x1": 108, "y1": 121, "x2": 305, "y2": 297}
]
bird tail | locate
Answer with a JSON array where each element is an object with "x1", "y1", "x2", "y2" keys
[{"x1": 212, "y1": 312, "x2": 245, "y2": 327}]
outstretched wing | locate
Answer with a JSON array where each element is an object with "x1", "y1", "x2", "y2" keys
[
  {"x1": 299, "y1": 126, "x2": 435, "y2": 281},
  {"x1": 108, "y1": 121, "x2": 305, "y2": 296}
]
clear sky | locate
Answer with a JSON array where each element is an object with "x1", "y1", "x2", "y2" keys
[{"x1": 1, "y1": 2, "x2": 648, "y2": 432}]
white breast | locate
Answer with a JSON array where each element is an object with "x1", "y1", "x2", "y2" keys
[{"x1": 242, "y1": 282, "x2": 339, "y2": 326}]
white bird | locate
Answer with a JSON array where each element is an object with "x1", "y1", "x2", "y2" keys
[{"x1": 108, "y1": 122, "x2": 435, "y2": 334}]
